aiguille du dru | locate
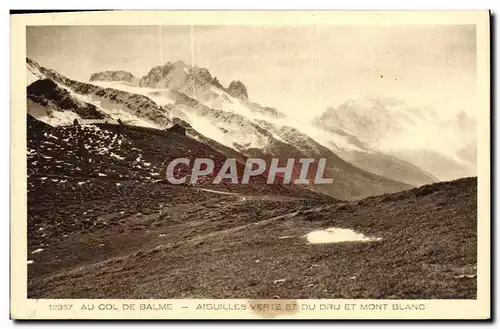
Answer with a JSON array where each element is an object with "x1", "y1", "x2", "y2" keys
[{"x1": 164, "y1": 157, "x2": 334, "y2": 185}]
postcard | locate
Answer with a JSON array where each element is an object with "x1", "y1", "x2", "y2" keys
[{"x1": 10, "y1": 10, "x2": 490, "y2": 319}]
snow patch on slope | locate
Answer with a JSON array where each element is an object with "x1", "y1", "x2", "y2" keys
[
  {"x1": 306, "y1": 227, "x2": 382, "y2": 244},
  {"x1": 273, "y1": 117, "x2": 369, "y2": 153},
  {"x1": 89, "y1": 81, "x2": 177, "y2": 106},
  {"x1": 27, "y1": 97, "x2": 84, "y2": 127},
  {"x1": 64, "y1": 85, "x2": 162, "y2": 129},
  {"x1": 177, "y1": 106, "x2": 269, "y2": 150}
]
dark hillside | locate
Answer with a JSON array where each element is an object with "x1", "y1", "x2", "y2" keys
[{"x1": 28, "y1": 175, "x2": 476, "y2": 299}]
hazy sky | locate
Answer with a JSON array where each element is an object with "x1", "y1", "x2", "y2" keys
[{"x1": 27, "y1": 25, "x2": 477, "y2": 119}]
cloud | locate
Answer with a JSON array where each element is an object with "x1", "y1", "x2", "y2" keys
[{"x1": 27, "y1": 25, "x2": 477, "y2": 119}]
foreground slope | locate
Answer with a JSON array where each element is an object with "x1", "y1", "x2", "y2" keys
[{"x1": 28, "y1": 177, "x2": 477, "y2": 299}]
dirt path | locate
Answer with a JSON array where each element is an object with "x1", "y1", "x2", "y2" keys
[
  {"x1": 28, "y1": 188, "x2": 305, "y2": 285},
  {"x1": 196, "y1": 187, "x2": 305, "y2": 202}
]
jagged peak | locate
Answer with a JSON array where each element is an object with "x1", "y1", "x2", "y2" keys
[
  {"x1": 26, "y1": 57, "x2": 44, "y2": 73},
  {"x1": 26, "y1": 57, "x2": 37, "y2": 65},
  {"x1": 89, "y1": 70, "x2": 137, "y2": 83},
  {"x1": 227, "y1": 80, "x2": 248, "y2": 99},
  {"x1": 211, "y1": 76, "x2": 224, "y2": 90},
  {"x1": 145, "y1": 60, "x2": 191, "y2": 75},
  {"x1": 139, "y1": 61, "x2": 217, "y2": 90}
]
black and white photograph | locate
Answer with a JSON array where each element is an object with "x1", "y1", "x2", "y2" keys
[{"x1": 10, "y1": 10, "x2": 491, "y2": 320}]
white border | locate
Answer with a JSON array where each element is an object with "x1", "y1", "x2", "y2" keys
[{"x1": 3, "y1": 2, "x2": 498, "y2": 328}]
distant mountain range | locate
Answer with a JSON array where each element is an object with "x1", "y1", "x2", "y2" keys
[
  {"x1": 315, "y1": 96, "x2": 477, "y2": 181},
  {"x1": 26, "y1": 57, "x2": 477, "y2": 200}
]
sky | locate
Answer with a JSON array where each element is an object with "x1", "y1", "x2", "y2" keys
[{"x1": 27, "y1": 25, "x2": 477, "y2": 120}]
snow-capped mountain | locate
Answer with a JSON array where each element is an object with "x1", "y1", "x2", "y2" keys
[
  {"x1": 82, "y1": 61, "x2": 434, "y2": 185},
  {"x1": 86, "y1": 65, "x2": 419, "y2": 197},
  {"x1": 27, "y1": 57, "x2": 461, "y2": 199},
  {"x1": 27, "y1": 79, "x2": 111, "y2": 126},
  {"x1": 90, "y1": 70, "x2": 139, "y2": 84},
  {"x1": 315, "y1": 96, "x2": 477, "y2": 181}
]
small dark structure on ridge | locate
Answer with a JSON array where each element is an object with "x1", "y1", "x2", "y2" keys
[{"x1": 167, "y1": 124, "x2": 187, "y2": 136}]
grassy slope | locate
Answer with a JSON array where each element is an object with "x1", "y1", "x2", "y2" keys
[{"x1": 28, "y1": 177, "x2": 476, "y2": 299}]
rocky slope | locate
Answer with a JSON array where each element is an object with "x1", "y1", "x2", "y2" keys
[
  {"x1": 28, "y1": 176, "x2": 477, "y2": 299},
  {"x1": 227, "y1": 80, "x2": 248, "y2": 99},
  {"x1": 27, "y1": 114, "x2": 324, "y2": 197},
  {"x1": 254, "y1": 121, "x2": 413, "y2": 199},
  {"x1": 25, "y1": 58, "x2": 478, "y2": 300},
  {"x1": 136, "y1": 60, "x2": 283, "y2": 118},
  {"x1": 27, "y1": 58, "x2": 171, "y2": 128},
  {"x1": 27, "y1": 58, "x2": 419, "y2": 199},
  {"x1": 130, "y1": 61, "x2": 438, "y2": 187}
]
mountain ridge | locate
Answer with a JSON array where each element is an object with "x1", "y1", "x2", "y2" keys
[{"x1": 90, "y1": 70, "x2": 138, "y2": 84}]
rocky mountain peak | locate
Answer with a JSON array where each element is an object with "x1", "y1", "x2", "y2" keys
[
  {"x1": 227, "y1": 80, "x2": 248, "y2": 99},
  {"x1": 211, "y1": 76, "x2": 224, "y2": 90},
  {"x1": 89, "y1": 70, "x2": 137, "y2": 83},
  {"x1": 138, "y1": 61, "x2": 216, "y2": 91}
]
